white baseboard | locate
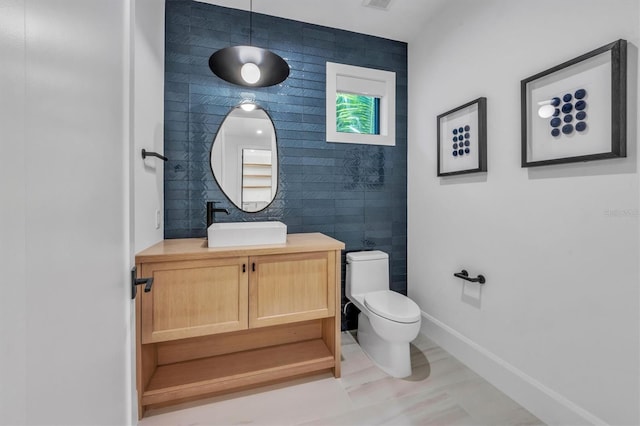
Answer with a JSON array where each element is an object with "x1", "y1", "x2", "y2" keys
[{"x1": 420, "y1": 311, "x2": 607, "y2": 426}]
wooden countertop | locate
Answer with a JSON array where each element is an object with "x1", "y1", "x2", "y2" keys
[{"x1": 136, "y1": 232, "x2": 345, "y2": 263}]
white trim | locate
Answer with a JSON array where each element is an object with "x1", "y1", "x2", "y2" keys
[
  {"x1": 420, "y1": 311, "x2": 607, "y2": 426},
  {"x1": 326, "y1": 62, "x2": 396, "y2": 146}
]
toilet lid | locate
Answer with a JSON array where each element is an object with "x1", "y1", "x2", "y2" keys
[
  {"x1": 346, "y1": 250, "x2": 388, "y2": 263},
  {"x1": 364, "y1": 290, "x2": 421, "y2": 323}
]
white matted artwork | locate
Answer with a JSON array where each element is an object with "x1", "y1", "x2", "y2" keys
[
  {"x1": 521, "y1": 39, "x2": 626, "y2": 167},
  {"x1": 437, "y1": 97, "x2": 487, "y2": 176}
]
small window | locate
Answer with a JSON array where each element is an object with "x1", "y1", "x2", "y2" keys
[
  {"x1": 326, "y1": 62, "x2": 395, "y2": 146},
  {"x1": 336, "y1": 93, "x2": 380, "y2": 135}
]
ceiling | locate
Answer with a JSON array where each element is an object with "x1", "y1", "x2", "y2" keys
[{"x1": 195, "y1": 0, "x2": 449, "y2": 42}]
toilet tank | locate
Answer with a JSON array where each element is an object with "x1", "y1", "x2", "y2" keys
[{"x1": 346, "y1": 250, "x2": 389, "y2": 297}]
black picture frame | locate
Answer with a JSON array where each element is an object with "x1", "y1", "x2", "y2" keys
[
  {"x1": 521, "y1": 39, "x2": 627, "y2": 167},
  {"x1": 437, "y1": 97, "x2": 487, "y2": 177}
]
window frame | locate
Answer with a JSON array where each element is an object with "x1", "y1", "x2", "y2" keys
[{"x1": 326, "y1": 62, "x2": 396, "y2": 146}]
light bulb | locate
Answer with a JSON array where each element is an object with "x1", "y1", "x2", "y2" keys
[
  {"x1": 240, "y1": 62, "x2": 261, "y2": 84},
  {"x1": 240, "y1": 101, "x2": 256, "y2": 112}
]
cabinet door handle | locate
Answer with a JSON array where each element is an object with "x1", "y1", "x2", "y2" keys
[
  {"x1": 252, "y1": 262, "x2": 255, "y2": 272},
  {"x1": 242, "y1": 264, "x2": 246, "y2": 273}
]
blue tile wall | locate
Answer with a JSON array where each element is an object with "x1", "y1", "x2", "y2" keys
[{"x1": 164, "y1": 0, "x2": 407, "y2": 330}]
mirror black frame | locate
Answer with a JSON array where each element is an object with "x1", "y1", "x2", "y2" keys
[{"x1": 209, "y1": 103, "x2": 280, "y2": 214}]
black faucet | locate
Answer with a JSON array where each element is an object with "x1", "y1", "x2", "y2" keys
[{"x1": 206, "y1": 201, "x2": 230, "y2": 227}]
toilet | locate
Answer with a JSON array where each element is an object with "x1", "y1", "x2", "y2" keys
[{"x1": 346, "y1": 250, "x2": 421, "y2": 378}]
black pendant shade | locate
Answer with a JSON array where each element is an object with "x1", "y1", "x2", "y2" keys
[{"x1": 208, "y1": 45, "x2": 290, "y2": 87}]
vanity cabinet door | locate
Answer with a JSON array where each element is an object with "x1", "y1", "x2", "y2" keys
[
  {"x1": 249, "y1": 251, "x2": 336, "y2": 328},
  {"x1": 140, "y1": 257, "x2": 249, "y2": 343}
]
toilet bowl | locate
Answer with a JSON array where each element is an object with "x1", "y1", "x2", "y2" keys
[{"x1": 346, "y1": 250, "x2": 421, "y2": 378}]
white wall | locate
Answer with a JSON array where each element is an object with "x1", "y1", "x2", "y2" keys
[
  {"x1": 408, "y1": 1, "x2": 639, "y2": 425},
  {"x1": 134, "y1": 0, "x2": 164, "y2": 253},
  {"x1": 131, "y1": 1, "x2": 165, "y2": 420},
  {"x1": 0, "y1": 1, "x2": 27, "y2": 423},
  {"x1": 0, "y1": 1, "x2": 131, "y2": 424}
]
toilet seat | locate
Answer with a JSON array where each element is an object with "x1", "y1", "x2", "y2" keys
[{"x1": 364, "y1": 290, "x2": 421, "y2": 323}]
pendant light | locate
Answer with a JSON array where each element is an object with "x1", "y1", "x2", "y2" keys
[{"x1": 208, "y1": 0, "x2": 290, "y2": 87}]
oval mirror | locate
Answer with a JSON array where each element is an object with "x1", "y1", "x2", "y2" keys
[{"x1": 210, "y1": 105, "x2": 278, "y2": 212}]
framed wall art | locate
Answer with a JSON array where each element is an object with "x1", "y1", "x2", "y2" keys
[
  {"x1": 437, "y1": 97, "x2": 487, "y2": 176},
  {"x1": 521, "y1": 39, "x2": 627, "y2": 167}
]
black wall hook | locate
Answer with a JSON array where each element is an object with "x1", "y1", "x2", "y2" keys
[
  {"x1": 141, "y1": 149, "x2": 168, "y2": 162},
  {"x1": 454, "y1": 269, "x2": 486, "y2": 284}
]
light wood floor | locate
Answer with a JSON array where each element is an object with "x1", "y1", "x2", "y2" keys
[{"x1": 140, "y1": 332, "x2": 544, "y2": 425}]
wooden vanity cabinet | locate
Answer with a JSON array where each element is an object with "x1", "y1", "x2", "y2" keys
[
  {"x1": 140, "y1": 257, "x2": 249, "y2": 343},
  {"x1": 249, "y1": 251, "x2": 335, "y2": 328},
  {"x1": 134, "y1": 233, "x2": 344, "y2": 418}
]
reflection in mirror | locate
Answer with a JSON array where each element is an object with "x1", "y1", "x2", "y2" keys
[
  {"x1": 242, "y1": 149, "x2": 273, "y2": 211},
  {"x1": 210, "y1": 105, "x2": 278, "y2": 212}
]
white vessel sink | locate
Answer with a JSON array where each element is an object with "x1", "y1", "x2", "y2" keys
[{"x1": 207, "y1": 221, "x2": 287, "y2": 248}]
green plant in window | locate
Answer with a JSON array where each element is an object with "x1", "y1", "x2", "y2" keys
[{"x1": 336, "y1": 93, "x2": 380, "y2": 135}]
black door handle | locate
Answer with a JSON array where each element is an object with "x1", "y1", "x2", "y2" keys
[{"x1": 131, "y1": 267, "x2": 154, "y2": 299}]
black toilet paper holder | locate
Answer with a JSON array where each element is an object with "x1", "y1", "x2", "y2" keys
[{"x1": 454, "y1": 269, "x2": 486, "y2": 284}]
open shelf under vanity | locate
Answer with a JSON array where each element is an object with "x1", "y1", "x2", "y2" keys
[{"x1": 142, "y1": 337, "x2": 334, "y2": 406}]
